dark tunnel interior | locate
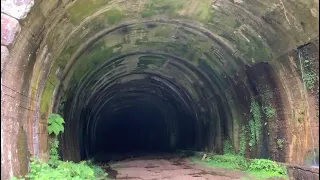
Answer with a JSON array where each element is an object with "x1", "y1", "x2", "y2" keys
[{"x1": 89, "y1": 76, "x2": 199, "y2": 156}]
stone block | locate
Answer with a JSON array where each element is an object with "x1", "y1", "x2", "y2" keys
[
  {"x1": 1, "y1": 0, "x2": 34, "y2": 19},
  {"x1": 1, "y1": 45, "x2": 9, "y2": 71},
  {"x1": 1, "y1": 13, "x2": 20, "y2": 46}
]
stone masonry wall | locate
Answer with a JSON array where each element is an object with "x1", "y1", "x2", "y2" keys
[{"x1": 1, "y1": 0, "x2": 35, "y2": 179}]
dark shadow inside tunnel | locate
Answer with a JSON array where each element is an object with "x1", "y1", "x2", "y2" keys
[
  {"x1": 75, "y1": 75, "x2": 209, "y2": 162},
  {"x1": 58, "y1": 51, "x2": 227, "y2": 162},
  {"x1": 95, "y1": 103, "x2": 169, "y2": 154}
]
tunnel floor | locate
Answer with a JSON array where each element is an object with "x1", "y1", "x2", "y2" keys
[{"x1": 95, "y1": 153, "x2": 251, "y2": 180}]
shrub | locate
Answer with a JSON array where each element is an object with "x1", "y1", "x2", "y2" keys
[{"x1": 248, "y1": 159, "x2": 287, "y2": 175}]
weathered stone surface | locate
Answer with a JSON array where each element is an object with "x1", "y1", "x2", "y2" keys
[
  {"x1": 1, "y1": 0, "x2": 34, "y2": 19},
  {"x1": 287, "y1": 164, "x2": 319, "y2": 180},
  {"x1": 1, "y1": 13, "x2": 20, "y2": 46},
  {"x1": 1, "y1": 45, "x2": 9, "y2": 72}
]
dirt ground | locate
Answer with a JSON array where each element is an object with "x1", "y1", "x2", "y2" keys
[{"x1": 100, "y1": 154, "x2": 250, "y2": 180}]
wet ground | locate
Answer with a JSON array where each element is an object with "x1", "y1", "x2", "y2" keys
[{"x1": 98, "y1": 153, "x2": 250, "y2": 180}]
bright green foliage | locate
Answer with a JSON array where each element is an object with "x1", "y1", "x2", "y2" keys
[
  {"x1": 248, "y1": 159, "x2": 287, "y2": 175},
  {"x1": 223, "y1": 139, "x2": 235, "y2": 154},
  {"x1": 48, "y1": 113, "x2": 65, "y2": 136},
  {"x1": 193, "y1": 154, "x2": 288, "y2": 179},
  {"x1": 12, "y1": 113, "x2": 108, "y2": 180},
  {"x1": 302, "y1": 59, "x2": 316, "y2": 90},
  {"x1": 204, "y1": 154, "x2": 249, "y2": 170},
  {"x1": 15, "y1": 158, "x2": 107, "y2": 180},
  {"x1": 239, "y1": 126, "x2": 247, "y2": 156},
  {"x1": 263, "y1": 105, "x2": 276, "y2": 118}
]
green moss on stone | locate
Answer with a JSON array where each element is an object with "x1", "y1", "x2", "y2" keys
[
  {"x1": 67, "y1": 0, "x2": 111, "y2": 24},
  {"x1": 140, "y1": 0, "x2": 183, "y2": 18},
  {"x1": 194, "y1": 1, "x2": 213, "y2": 22},
  {"x1": 104, "y1": 8, "x2": 124, "y2": 25},
  {"x1": 40, "y1": 85, "x2": 54, "y2": 115}
]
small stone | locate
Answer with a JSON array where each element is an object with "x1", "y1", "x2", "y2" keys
[
  {"x1": 1, "y1": 45, "x2": 9, "y2": 72},
  {"x1": 1, "y1": 0, "x2": 34, "y2": 19},
  {"x1": 1, "y1": 13, "x2": 21, "y2": 46}
]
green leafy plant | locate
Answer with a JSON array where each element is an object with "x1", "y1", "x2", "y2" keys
[
  {"x1": 48, "y1": 138, "x2": 60, "y2": 166},
  {"x1": 11, "y1": 113, "x2": 108, "y2": 180},
  {"x1": 48, "y1": 113, "x2": 65, "y2": 136},
  {"x1": 263, "y1": 105, "x2": 276, "y2": 118},
  {"x1": 204, "y1": 154, "x2": 249, "y2": 170},
  {"x1": 248, "y1": 159, "x2": 287, "y2": 175}
]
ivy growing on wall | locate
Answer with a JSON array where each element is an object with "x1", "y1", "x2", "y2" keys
[
  {"x1": 302, "y1": 59, "x2": 316, "y2": 90},
  {"x1": 248, "y1": 99, "x2": 262, "y2": 150}
]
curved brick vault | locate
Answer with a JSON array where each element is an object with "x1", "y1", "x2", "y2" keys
[{"x1": 0, "y1": 0, "x2": 319, "y2": 179}]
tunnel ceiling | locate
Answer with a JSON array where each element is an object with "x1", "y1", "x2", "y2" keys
[{"x1": 18, "y1": 0, "x2": 318, "y2": 162}]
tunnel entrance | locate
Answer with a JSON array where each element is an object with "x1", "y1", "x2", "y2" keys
[
  {"x1": 79, "y1": 71, "x2": 214, "y2": 162},
  {"x1": 1, "y1": 0, "x2": 319, "y2": 179}
]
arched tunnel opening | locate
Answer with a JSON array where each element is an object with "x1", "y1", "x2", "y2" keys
[{"x1": 0, "y1": 0, "x2": 319, "y2": 179}]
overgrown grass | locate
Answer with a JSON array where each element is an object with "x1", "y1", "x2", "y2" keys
[
  {"x1": 191, "y1": 154, "x2": 288, "y2": 179},
  {"x1": 11, "y1": 114, "x2": 108, "y2": 180}
]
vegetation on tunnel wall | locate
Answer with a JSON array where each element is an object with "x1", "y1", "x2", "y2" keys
[
  {"x1": 302, "y1": 59, "x2": 317, "y2": 90},
  {"x1": 248, "y1": 100, "x2": 262, "y2": 151},
  {"x1": 11, "y1": 114, "x2": 108, "y2": 180}
]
